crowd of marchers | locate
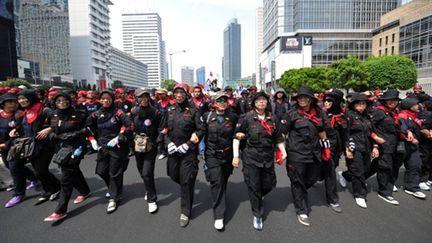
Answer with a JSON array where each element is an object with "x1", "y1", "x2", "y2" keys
[{"x1": 0, "y1": 83, "x2": 431, "y2": 231}]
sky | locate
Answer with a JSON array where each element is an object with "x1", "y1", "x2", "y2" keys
[{"x1": 109, "y1": 0, "x2": 262, "y2": 82}]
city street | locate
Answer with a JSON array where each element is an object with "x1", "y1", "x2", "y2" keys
[{"x1": 0, "y1": 154, "x2": 430, "y2": 243}]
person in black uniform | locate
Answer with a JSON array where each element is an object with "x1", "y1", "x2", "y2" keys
[
  {"x1": 1, "y1": 93, "x2": 38, "y2": 208},
  {"x1": 322, "y1": 89, "x2": 346, "y2": 213},
  {"x1": 160, "y1": 83, "x2": 202, "y2": 227},
  {"x1": 235, "y1": 89, "x2": 251, "y2": 115},
  {"x1": 233, "y1": 91, "x2": 286, "y2": 231},
  {"x1": 131, "y1": 88, "x2": 161, "y2": 214},
  {"x1": 9, "y1": 89, "x2": 61, "y2": 205},
  {"x1": 271, "y1": 88, "x2": 290, "y2": 122},
  {"x1": 369, "y1": 89, "x2": 401, "y2": 205},
  {"x1": 201, "y1": 92, "x2": 238, "y2": 231},
  {"x1": 417, "y1": 94, "x2": 432, "y2": 191},
  {"x1": 344, "y1": 93, "x2": 384, "y2": 209},
  {"x1": 394, "y1": 97, "x2": 427, "y2": 199},
  {"x1": 282, "y1": 85, "x2": 331, "y2": 226},
  {"x1": 44, "y1": 93, "x2": 90, "y2": 221},
  {"x1": 86, "y1": 90, "x2": 132, "y2": 213}
]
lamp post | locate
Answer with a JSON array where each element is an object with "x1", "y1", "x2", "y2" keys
[{"x1": 168, "y1": 50, "x2": 186, "y2": 80}]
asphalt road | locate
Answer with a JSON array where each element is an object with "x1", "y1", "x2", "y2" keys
[{"x1": 0, "y1": 154, "x2": 431, "y2": 243}]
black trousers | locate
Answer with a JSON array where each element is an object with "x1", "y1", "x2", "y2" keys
[
  {"x1": 135, "y1": 148, "x2": 158, "y2": 203},
  {"x1": 322, "y1": 155, "x2": 339, "y2": 204},
  {"x1": 204, "y1": 156, "x2": 233, "y2": 220},
  {"x1": 55, "y1": 161, "x2": 90, "y2": 213},
  {"x1": 31, "y1": 145, "x2": 60, "y2": 195},
  {"x1": 243, "y1": 162, "x2": 276, "y2": 218},
  {"x1": 367, "y1": 153, "x2": 395, "y2": 197},
  {"x1": 393, "y1": 145, "x2": 421, "y2": 192},
  {"x1": 346, "y1": 150, "x2": 370, "y2": 198},
  {"x1": 167, "y1": 152, "x2": 198, "y2": 217},
  {"x1": 419, "y1": 144, "x2": 432, "y2": 182},
  {"x1": 287, "y1": 160, "x2": 320, "y2": 215},
  {"x1": 6, "y1": 157, "x2": 37, "y2": 196},
  {"x1": 96, "y1": 145, "x2": 129, "y2": 202}
]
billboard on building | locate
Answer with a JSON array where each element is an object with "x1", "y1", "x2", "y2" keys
[{"x1": 280, "y1": 36, "x2": 302, "y2": 51}]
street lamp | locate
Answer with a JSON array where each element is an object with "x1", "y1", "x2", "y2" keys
[{"x1": 168, "y1": 50, "x2": 186, "y2": 80}]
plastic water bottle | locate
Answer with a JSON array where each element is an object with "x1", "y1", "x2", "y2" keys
[{"x1": 71, "y1": 146, "x2": 83, "y2": 159}]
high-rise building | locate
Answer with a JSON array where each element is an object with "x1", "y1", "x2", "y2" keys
[
  {"x1": 122, "y1": 13, "x2": 166, "y2": 88},
  {"x1": 196, "y1": 66, "x2": 206, "y2": 87},
  {"x1": 69, "y1": 0, "x2": 113, "y2": 89},
  {"x1": 260, "y1": 0, "x2": 398, "y2": 89},
  {"x1": 255, "y1": 7, "x2": 264, "y2": 89},
  {"x1": 43, "y1": 0, "x2": 68, "y2": 11},
  {"x1": 223, "y1": 18, "x2": 241, "y2": 82},
  {"x1": 0, "y1": 0, "x2": 17, "y2": 80},
  {"x1": 15, "y1": 0, "x2": 71, "y2": 83},
  {"x1": 110, "y1": 47, "x2": 148, "y2": 89},
  {"x1": 372, "y1": 0, "x2": 432, "y2": 92},
  {"x1": 181, "y1": 66, "x2": 194, "y2": 86}
]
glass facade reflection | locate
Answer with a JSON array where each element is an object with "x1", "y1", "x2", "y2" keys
[
  {"x1": 399, "y1": 15, "x2": 432, "y2": 79},
  {"x1": 313, "y1": 39, "x2": 371, "y2": 66}
]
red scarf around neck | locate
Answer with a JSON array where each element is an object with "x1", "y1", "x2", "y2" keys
[
  {"x1": 399, "y1": 109, "x2": 422, "y2": 127},
  {"x1": 298, "y1": 107, "x2": 321, "y2": 125},
  {"x1": 23, "y1": 102, "x2": 44, "y2": 124},
  {"x1": 256, "y1": 111, "x2": 273, "y2": 136},
  {"x1": 376, "y1": 104, "x2": 400, "y2": 125}
]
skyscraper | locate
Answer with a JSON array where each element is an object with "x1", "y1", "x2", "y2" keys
[
  {"x1": 223, "y1": 18, "x2": 241, "y2": 82},
  {"x1": 196, "y1": 66, "x2": 206, "y2": 87},
  {"x1": 0, "y1": 0, "x2": 17, "y2": 80},
  {"x1": 122, "y1": 13, "x2": 166, "y2": 88},
  {"x1": 181, "y1": 66, "x2": 194, "y2": 86},
  {"x1": 69, "y1": 0, "x2": 113, "y2": 88},
  {"x1": 255, "y1": 7, "x2": 264, "y2": 88}
]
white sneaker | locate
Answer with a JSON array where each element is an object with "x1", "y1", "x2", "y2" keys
[
  {"x1": 419, "y1": 182, "x2": 430, "y2": 191},
  {"x1": 148, "y1": 202, "x2": 158, "y2": 213},
  {"x1": 378, "y1": 194, "x2": 399, "y2": 205},
  {"x1": 107, "y1": 199, "x2": 117, "y2": 213},
  {"x1": 426, "y1": 180, "x2": 432, "y2": 186},
  {"x1": 105, "y1": 192, "x2": 111, "y2": 198},
  {"x1": 158, "y1": 154, "x2": 166, "y2": 160},
  {"x1": 337, "y1": 171, "x2": 347, "y2": 188},
  {"x1": 214, "y1": 219, "x2": 224, "y2": 231},
  {"x1": 253, "y1": 216, "x2": 263, "y2": 230},
  {"x1": 404, "y1": 190, "x2": 427, "y2": 199},
  {"x1": 393, "y1": 185, "x2": 398, "y2": 192},
  {"x1": 355, "y1": 198, "x2": 367, "y2": 208},
  {"x1": 297, "y1": 214, "x2": 310, "y2": 226}
]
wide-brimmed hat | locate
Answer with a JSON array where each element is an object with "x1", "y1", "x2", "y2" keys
[
  {"x1": 400, "y1": 97, "x2": 419, "y2": 110},
  {"x1": 251, "y1": 91, "x2": 269, "y2": 108},
  {"x1": 379, "y1": 89, "x2": 400, "y2": 101},
  {"x1": 292, "y1": 85, "x2": 316, "y2": 101},
  {"x1": 324, "y1": 89, "x2": 344, "y2": 103},
  {"x1": 0, "y1": 93, "x2": 17, "y2": 105},
  {"x1": 134, "y1": 88, "x2": 150, "y2": 97},
  {"x1": 213, "y1": 91, "x2": 228, "y2": 102},
  {"x1": 156, "y1": 88, "x2": 168, "y2": 94},
  {"x1": 348, "y1": 92, "x2": 372, "y2": 109}
]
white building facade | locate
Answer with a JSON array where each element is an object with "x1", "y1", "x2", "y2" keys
[
  {"x1": 69, "y1": 0, "x2": 113, "y2": 89},
  {"x1": 181, "y1": 66, "x2": 194, "y2": 86},
  {"x1": 122, "y1": 13, "x2": 166, "y2": 88},
  {"x1": 110, "y1": 47, "x2": 148, "y2": 89}
]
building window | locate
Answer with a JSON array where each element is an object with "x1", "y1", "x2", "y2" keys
[
  {"x1": 391, "y1": 46, "x2": 394, "y2": 55},
  {"x1": 379, "y1": 50, "x2": 382, "y2": 56},
  {"x1": 385, "y1": 48, "x2": 388, "y2": 55},
  {"x1": 379, "y1": 38, "x2": 382, "y2": 47},
  {"x1": 392, "y1": 33, "x2": 395, "y2": 43},
  {"x1": 385, "y1": 36, "x2": 388, "y2": 45}
]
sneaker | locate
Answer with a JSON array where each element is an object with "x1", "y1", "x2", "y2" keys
[
  {"x1": 5, "y1": 195, "x2": 25, "y2": 208},
  {"x1": 26, "y1": 181, "x2": 38, "y2": 190},
  {"x1": 404, "y1": 190, "x2": 426, "y2": 199},
  {"x1": 297, "y1": 214, "x2": 310, "y2": 226},
  {"x1": 426, "y1": 180, "x2": 432, "y2": 186},
  {"x1": 214, "y1": 219, "x2": 224, "y2": 231},
  {"x1": 148, "y1": 202, "x2": 158, "y2": 214},
  {"x1": 180, "y1": 214, "x2": 189, "y2": 227},
  {"x1": 393, "y1": 185, "x2": 398, "y2": 192},
  {"x1": 49, "y1": 191, "x2": 60, "y2": 201},
  {"x1": 337, "y1": 171, "x2": 347, "y2": 188},
  {"x1": 329, "y1": 203, "x2": 342, "y2": 213},
  {"x1": 355, "y1": 197, "x2": 367, "y2": 208},
  {"x1": 44, "y1": 212, "x2": 67, "y2": 222},
  {"x1": 6, "y1": 185, "x2": 15, "y2": 192},
  {"x1": 158, "y1": 154, "x2": 166, "y2": 160},
  {"x1": 105, "y1": 192, "x2": 111, "y2": 198},
  {"x1": 378, "y1": 194, "x2": 399, "y2": 205},
  {"x1": 253, "y1": 216, "x2": 263, "y2": 230},
  {"x1": 73, "y1": 194, "x2": 90, "y2": 204},
  {"x1": 107, "y1": 199, "x2": 117, "y2": 213},
  {"x1": 419, "y1": 182, "x2": 430, "y2": 191}
]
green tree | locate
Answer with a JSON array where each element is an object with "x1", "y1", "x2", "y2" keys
[
  {"x1": 0, "y1": 79, "x2": 32, "y2": 88},
  {"x1": 160, "y1": 79, "x2": 177, "y2": 91},
  {"x1": 112, "y1": 80, "x2": 124, "y2": 89},
  {"x1": 278, "y1": 67, "x2": 334, "y2": 93},
  {"x1": 363, "y1": 55, "x2": 417, "y2": 90},
  {"x1": 328, "y1": 55, "x2": 369, "y2": 91}
]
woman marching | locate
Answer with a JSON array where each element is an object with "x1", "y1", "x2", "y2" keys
[
  {"x1": 282, "y1": 85, "x2": 331, "y2": 226},
  {"x1": 201, "y1": 92, "x2": 238, "y2": 231},
  {"x1": 44, "y1": 92, "x2": 91, "y2": 221},
  {"x1": 9, "y1": 89, "x2": 61, "y2": 205},
  {"x1": 86, "y1": 90, "x2": 132, "y2": 213},
  {"x1": 130, "y1": 88, "x2": 161, "y2": 214},
  {"x1": 233, "y1": 91, "x2": 286, "y2": 231}
]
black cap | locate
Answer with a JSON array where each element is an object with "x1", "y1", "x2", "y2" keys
[
  {"x1": 251, "y1": 91, "x2": 269, "y2": 108},
  {"x1": 0, "y1": 93, "x2": 17, "y2": 105},
  {"x1": 18, "y1": 89, "x2": 39, "y2": 105},
  {"x1": 324, "y1": 89, "x2": 344, "y2": 103},
  {"x1": 348, "y1": 92, "x2": 372, "y2": 109},
  {"x1": 379, "y1": 89, "x2": 400, "y2": 101},
  {"x1": 400, "y1": 97, "x2": 419, "y2": 110},
  {"x1": 293, "y1": 85, "x2": 316, "y2": 101}
]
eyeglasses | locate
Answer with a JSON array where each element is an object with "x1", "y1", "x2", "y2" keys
[
  {"x1": 55, "y1": 99, "x2": 69, "y2": 104},
  {"x1": 216, "y1": 98, "x2": 228, "y2": 103}
]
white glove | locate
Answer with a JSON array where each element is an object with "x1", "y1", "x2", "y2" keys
[
  {"x1": 348, "y1": 138, "x2": 355, "y2": 152},
  {"x1": 107, "y1": 136, "x2": 119, "y2": 148},
  {"x1": 319, "y1": 139, "x2": 330, "y2": 149},
  {"x1": 167, "y1": 142, "x2": 177, "y2": 155},
  {"x1": 90, "y1": 138, "x2": 101, "y2": 151},
  {"x1": 177, "y1": 143, "x2": 190, "y2": 154}
]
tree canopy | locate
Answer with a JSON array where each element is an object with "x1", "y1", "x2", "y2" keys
[
  {"x1": 111, "y1": 80, "x2": 124, "y2": 89},
  {"x1": 278, "y1": 67, "x2": 334, "y2": 93},
  {"x1": 160, "y1": 79, "x2": 177, "y2": 91}
]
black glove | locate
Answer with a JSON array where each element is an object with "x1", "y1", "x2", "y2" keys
[{"x1": 118, "y1": 133, "x2": 128, "y2": 143}]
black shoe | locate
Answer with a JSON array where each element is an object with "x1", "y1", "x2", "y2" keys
[
  {"x1": 49, "y1": 191, "x2": 60, "y2": 201},
  {"x1": 34, "y1": 196, "x2": 49, "y2": 206}
]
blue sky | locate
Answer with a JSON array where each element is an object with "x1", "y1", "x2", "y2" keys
[{"x1": 110, "y1": 0, "x2": 262, "y2": 82}]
